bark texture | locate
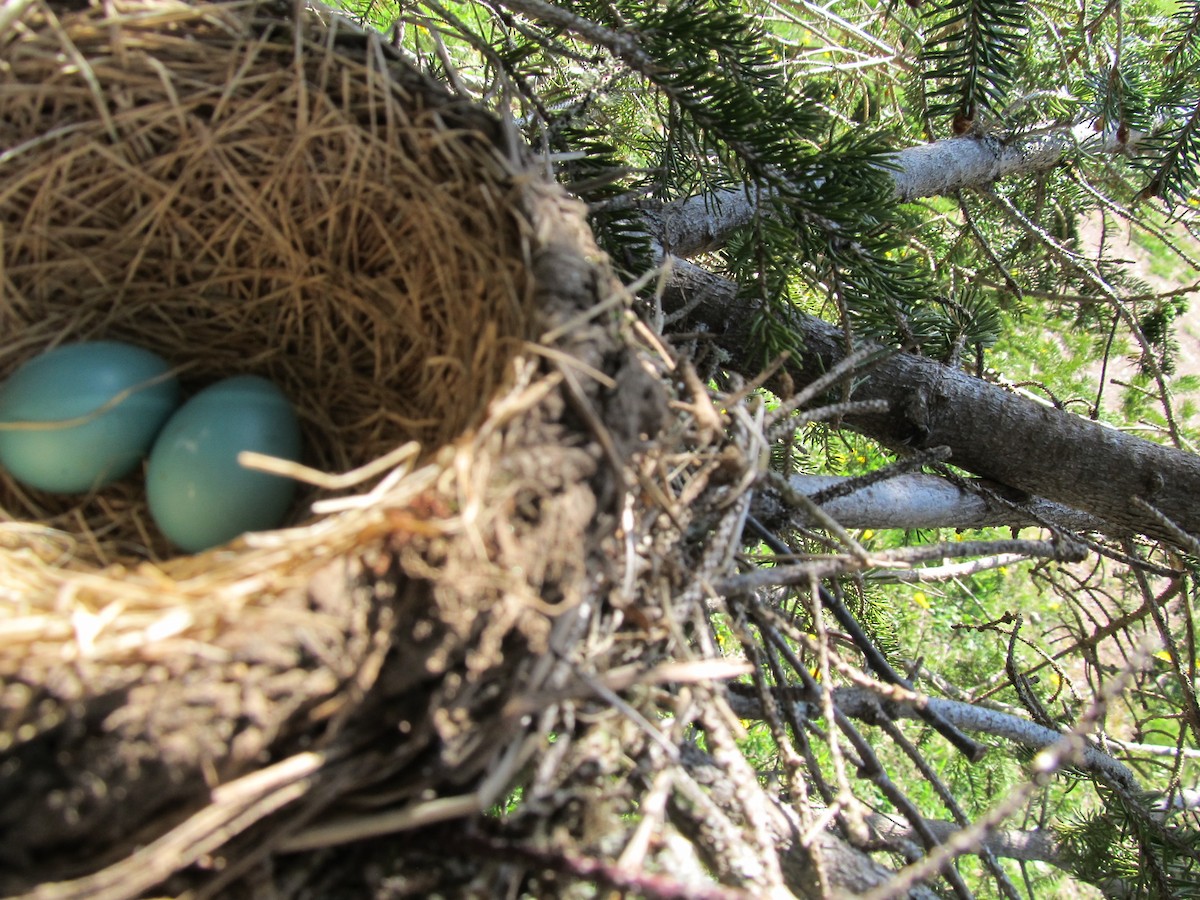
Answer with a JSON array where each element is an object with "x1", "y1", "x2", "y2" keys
[
  {"x1": 667, "y1": 260, "x2": 1200, "y2": 544},
  {"x1": 647, "y1": 125, "x2": 1126, "y2": 256},
  {"x1": 785, "y1": 473, "x2": 1109, "y2": 531}
]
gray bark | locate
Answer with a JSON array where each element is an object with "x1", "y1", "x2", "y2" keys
[
  {"x1": 786, "y1": 473, "x2": 1109, "y2": 532},
  {"x1": 866, "y1": 814, "x2": 1062, "y2": 866},
  {"x1": 725, "y1": 684, "x2": 1143, "y2": 794},
  {"x1": 646, "y1": 124, "x2": 1131, "y2": 256},
  {"x1": 665, "y1": 259, "x2": 1200, "y2": 544},
  {"x1": 678, "y1": 744, "x2": 941, "y2": 900}
]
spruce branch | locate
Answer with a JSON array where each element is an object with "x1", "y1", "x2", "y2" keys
[
  {"x1": 1140, "y1": 97, "x2": 1200, "y2": 206},
  {"x1": 1165, "y1": 0, "x2": 1200, "y2": 67},
  {"x1": 920, "y1": 0, "x2": 1029, "y2": 128},
  {"x1": 777, "y1": 472, "x2": 1109, "y2": 532},
  {"x1": 866, "y1": 813, "x2": 1063, "y2": 865},
  {"x1": 983, "y1": 186, "x2": 1186, "y2": 448},
  {"x1": 486, "y1": 0, "x2": 654, "y2": 71},
  {"x1": 646, "y1": 122, "x2": 1142, "y2": 256},
  {"x1": 662, "y1": 256, "x2": 1200, "y2": 546},
  {"x1": 727, "y1": 685, "x2": 1144, "y2": 793}
]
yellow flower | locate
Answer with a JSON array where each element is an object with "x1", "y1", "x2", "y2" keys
[
  {"x1": 912, "y1": 591, "x2": 930, "y2": 609},
  {"x1": 861, "y1": 529, "x2": 875, "y2": 541}
]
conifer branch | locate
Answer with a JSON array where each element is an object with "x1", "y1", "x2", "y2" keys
[
  {"x1": 647, "y1": 123, "x2": 1140, "y2": 256},
  {"x1": 661, "y1": 256, "x2": 1200, "y2": 546},
  {"x1": 919, "y1": 0, "x2": 1028, "y2": 127},
  {"x1": 1140, "y1": 99, "x2": 1200, "y2": 205},
  {"x1": 487, "y1": 0, "x2": 656, "y2": 74},
  {"x1": 725, "y1": 684, "x2": 1144, "y2": 796},
  {"x1": 777, "y1": 472, "x2": 1108, "y2": 532},
  {"x1": 865, "y1": 813, "x2": 1063, "y2": 865}
]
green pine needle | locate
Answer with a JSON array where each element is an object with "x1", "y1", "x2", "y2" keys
[{"x1": 920, "y1": 0, "x2": 1029, "y2": 127}]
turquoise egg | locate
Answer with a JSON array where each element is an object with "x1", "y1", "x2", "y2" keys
[
  {"x1": 146, "y1": 375, "x2": 302, "y2": 553},
  {"x1": 0, "y1": 341, "x2": 180, "y2": 494}
]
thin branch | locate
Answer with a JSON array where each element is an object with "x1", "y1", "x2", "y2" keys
[
  {"x1": 865, "y1": 814, "x2": 1062, "y2": 866},
  {"x1": 985, "y1": 187, "x2": 1184, "y2": 448},
  {"x1": 718, "y1": 535, "x2": 1087, "y2": 595},
  {"x1": 648, "y1": 123, "x2": 1139, "y2": 256},
  {"x1": 727, "y1": 684, "x2": 1143, "y2": 794},
  {"x1": 741, "y1": 527, "x2": 990, "y2": 761},
  {"x1": 662, "y1": 255, "x2": 1200, "y2": 547},
  {"x1": 864, "y1": 553, "x2": 1030, "y2": 584},
  {"x1": 782, "y1": 472, "x2": 1109, "y2": 532}
]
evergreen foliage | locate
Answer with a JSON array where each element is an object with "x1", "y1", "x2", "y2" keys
[
  {"x1": 1141, "y1": 100, "x2": 1200, "y2": 206},
  {"x1": 1056, "y1": 787, "x2": 1200, "y2": 897},
  {"x1": 1135, "y1": 0, "x2": 1200, "y2": 206},
  {"x1": 549, "y1": 123, "x2": 657, "y2": 276},
  {"x1": 1166, "y1": 0, "x2": 1200, "y2": 66},
  {"x1": 539, "y1": 0, "x2": 941, "y2": 352},
  {"x1": 919, "y1": 0, "x2": 1029, "y2": 130}
]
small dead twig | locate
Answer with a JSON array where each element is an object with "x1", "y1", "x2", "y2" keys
[{"x1": 449, "y1": 833, "x2": 753, "y2": 900}]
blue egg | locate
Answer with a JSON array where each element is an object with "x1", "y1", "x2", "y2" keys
[
  {"x1": 146, "y1": 375, "x2": 302, "y2": 553},
  {"x1": 0, "y1": 341, "x2": 181, "y2": 494}
]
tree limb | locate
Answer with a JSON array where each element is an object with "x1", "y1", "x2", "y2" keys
[
  {"x1": 662, "y1": 257, "x2": 1200, "y2": 545},
  {"x1": 646, "y1": 124, "x2": 1136, "y2": 256},
  {"x1": 781, "y1": 472, "x2": 1110, "y2": 532},
  {"x1": 865, "y1": 813, "x2": 1062, "y2": 865},
  {"x1": 677, "y1": 744, "x2": 942, "y2": 900},
  {"x1": 726, "y1": 683, "x2": 1144, "y2": 794}
]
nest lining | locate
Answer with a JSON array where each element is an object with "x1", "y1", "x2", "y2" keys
[
  {"x1": 0, "y1": 2, "x2": 694, "y2": 896},
  {"x1": 0, "y1": 0, "x2": 537, "y2": 571},
  {"x1": 0, "y1": 0, "x2": 603, "y2": 805}
]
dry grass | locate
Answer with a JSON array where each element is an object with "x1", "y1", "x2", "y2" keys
[
  {"x1": 0, "y1": 0, "x2": 536, "y2": 568},
  {"x1": 0, "y1": 9, "x2": 617, "y2": 884},
  {"x1": 0, "y1": 0, "x2": 553, "y2": 689}
]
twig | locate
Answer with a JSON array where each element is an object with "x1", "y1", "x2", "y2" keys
[
  {"x1": 747, "y1": 607, "x2": 974, "y2": 899},
  {"x1": 986, "y1": 187, "x2": 1184, "y2": 448},
  {"x1": 718, "y1": 532, "x2": 1087, "y2": 595},
  {"x1": 727, "y1": 684, "x2": 1143, "y2": 794},
  {"x1": 1123, "y1": 539, "x2": 1200, "y2": 745},
  {"x1": 455, "y1": 833, "x2": 752, "y2": 900},
  {"x1": 865, "y1": 814, "x2": 1062, "y2": 865},
  {"x1": 739, "y1": 527, "x2": 989, "y2": 762},
  {"x1": 865, "y1": 553, "x2": 1029, "y2": 583},
  {"x1": 858, "y1": 652, "x2": 1150, "y2": 900}
]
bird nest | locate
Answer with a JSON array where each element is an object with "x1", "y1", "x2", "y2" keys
[{"x1": 0, "y1": 0, "x2": 689, "y2": 894}]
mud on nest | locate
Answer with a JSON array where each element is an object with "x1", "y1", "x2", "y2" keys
[{"x1": 0, "y1": 1, "x2": 663, "y2": 894}]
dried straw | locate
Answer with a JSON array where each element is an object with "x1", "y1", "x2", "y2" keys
[
  {"x1": 0, "y1": 1, "x2": 535, "y2": 569},
  {"x1": 0, "y1": 3, "x2": 661, "y2": 894},
  {"x1": 0, "y1": 0, "x2": 578, "y2": 728}
]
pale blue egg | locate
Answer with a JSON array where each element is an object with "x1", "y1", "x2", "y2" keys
[
  {"x1": 0, "y1": 341, "x2": 181, "y2": 494},
  {"x1": 146, "y1": 375, "x2": 302, "y2": 553}
]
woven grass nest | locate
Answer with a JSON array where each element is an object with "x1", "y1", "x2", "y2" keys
[{"x1": 0, "y1": 1, "x2": 708, "y2": 895}]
